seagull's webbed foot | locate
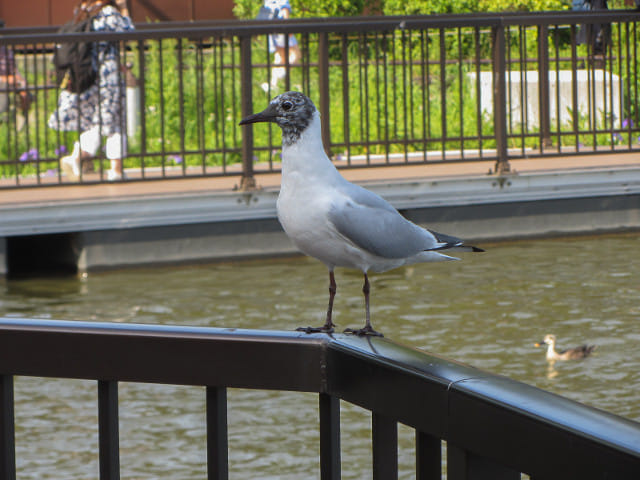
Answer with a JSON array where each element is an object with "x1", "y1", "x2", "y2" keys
[
  {"x1": 343, "y1": 325, "x2": 384, "y2": 337},
  {"x1": 296, "y1": 324, "x2": 335, "y2": 334}
]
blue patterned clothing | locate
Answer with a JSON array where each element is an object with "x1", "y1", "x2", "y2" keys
[{"x1": 48, "y1": 5, "x2": 134, "y2": 136}]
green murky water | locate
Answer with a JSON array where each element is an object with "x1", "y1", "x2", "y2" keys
[{"x1": 1, "y1": 233, "x2": 639, "y2": 478}]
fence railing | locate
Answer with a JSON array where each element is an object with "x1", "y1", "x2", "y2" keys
[
  {"x1": 0, "y1": 318, "x2": 638, "y2": 479},
  {"x1": 1, "y1": 11, "x2": 639, "y2": 189}
]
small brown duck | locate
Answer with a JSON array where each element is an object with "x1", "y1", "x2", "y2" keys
[{"x1": 534, "y1": 334, "x2": 597, "y2": 361}]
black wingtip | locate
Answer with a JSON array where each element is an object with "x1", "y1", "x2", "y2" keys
[{"x1": 471, "y1": 246, "x2": 485, "y2": 252}]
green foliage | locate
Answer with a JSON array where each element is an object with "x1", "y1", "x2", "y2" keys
[
  {"x1": 382, "y1": 0, "x2": 567, "y2": 15},
  {"x1": 234, "y1": 0, "x2": 380, "y2": 20},
  {"x1": 234, "y1": 0, "x2": 571, "y2": 19}
]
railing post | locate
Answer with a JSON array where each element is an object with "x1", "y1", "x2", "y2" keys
[
  {"x1": 0, "y1": 375, "x2": 15, "y2": 480},
  {"x1": 372, "y1": 413, "x2": 398, "y2": 480},
  {"x1": 538, "y1": 24, "x2": 552, "y2": 149},
  {"x1": 207, "y1": 386, "x2": 228, "y2": 480},
  {"x1": 239, "y1": 35, "x2": 256, "y2": 190},
  {"x1": 98, "y1": 380, "x2": 120, "y2": 480},
  {"x1": 492, "y1": 22, "x2": 510, "y2": 174},
  {"x1": 318, "y1": 32, "x2": 332, "y2": 158},
  {"x1": 447, "y1": 444, "x2": 520, "y2": 480},
  {"x1": 319, "y1": 393, "x2": 341, "y2": 480},
  {"x1": 416, "y1": 431, "x2": 440, "y2": 480}
]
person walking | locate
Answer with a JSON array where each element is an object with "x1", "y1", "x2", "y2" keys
[
  {"x1": 261, "y1": 0, "x2": 300, "y2": 92},
  {"x1": 49, "y1": 0, "x2": 133, "y2": 181}
]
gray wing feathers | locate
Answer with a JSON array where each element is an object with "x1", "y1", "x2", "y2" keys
[{"x1": 329, "y1": 186, "x2": 440, "y2": 258}]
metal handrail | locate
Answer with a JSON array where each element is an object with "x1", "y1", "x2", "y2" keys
[{"x1": 0, "y1": 318, "x2": 638, "y2": 479}]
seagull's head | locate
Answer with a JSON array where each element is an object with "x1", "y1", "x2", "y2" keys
[{"x1": 239, "y1": 91, "x2": 317, "y2": 146}]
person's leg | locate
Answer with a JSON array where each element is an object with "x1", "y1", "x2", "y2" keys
[
  {"x1": 105, "y1": 132, "x2": 126, "y2": 181},
  {"x1": 60, "y1": 126, "x2": 100, "y2": 180},
  {"x1": 271, "y1": 47, "x2": 287, "y2": 88}
]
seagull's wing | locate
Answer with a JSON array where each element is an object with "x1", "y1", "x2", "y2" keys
[{"x1": 328, "y1": 183, "x2": 446, "y2": 259}]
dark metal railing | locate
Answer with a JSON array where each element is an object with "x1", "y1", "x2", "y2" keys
[
  {"x1": 0, "y1": 11, "x2": 639, "y2": 188},
  {"x1": 0, "y1": 318, "x2": 638, "y2": 479}
]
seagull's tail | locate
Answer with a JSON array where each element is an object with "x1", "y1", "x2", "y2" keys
[
  {"x1": 447, "y1": 245, "x2": 485, "y2": 253},
  {"x1": 427, "y1": 229, "x2": 485, "y2": 253}
]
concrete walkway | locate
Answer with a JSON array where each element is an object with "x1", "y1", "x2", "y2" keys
[{"x1": 1, "y1": 152, "x2": 638, "y2": 207}]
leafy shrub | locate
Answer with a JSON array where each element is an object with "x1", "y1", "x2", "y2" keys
[
  {"x1": 234, "y1": 0, "x2": 381, "y2": 20},
  {"x1": 234, "y1": 0, "x2": 571, "y2": 20},
  {"x1": 382, "y1": 0, "x2": 568, "y2": 15}
]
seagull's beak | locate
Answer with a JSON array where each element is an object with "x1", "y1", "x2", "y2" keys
[
  {"x1": 239, "y1": 104, "x2": 278, "y2": 125},
  {"x1": 534, "y1": 341, "x2": 544, "y2": 347}
]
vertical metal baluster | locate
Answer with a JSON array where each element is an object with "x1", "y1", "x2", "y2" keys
[
  {"x1": 177, "y1": 37, "x2": 186, "y2": 176},
  {"x1": 570, "y1": 24, "x2": 579, "y2": 148},
  {"x1": 439, "y1": 27, "x2": 447, "y2": 162},
  {"x1": 447, "y1": 443, "x2": 467, "y2": 480},
  {"x1": 538, "y1": 24, "x2": 551, "y2": 149},
  {"x1": 372, "y1": 413, "x2": 397, "y2": 480},
  {"x1": 474, "y1": 26, "x2": 483, "y2": 159},
  {"x1": 448, "y1": 443, "x2": 520, "y2": 480},
  {"x1": 340, "y1": 33, "x2": 350, "y2": 164},
  {"x1": 416, "y1": 431, "x2": 440, "y2": 480},
  {"x1": 319, "y1": 393, "x2": 340, "y2": 480},
  {"x1": 492, "y1": 21, "x2": 510, "y2": 174},
  {"x1": 207, "y1": 386, "x2": 228, "y2": 480},
  {"x1": 318, "y1": 32, "x2": 331, "y2": 158},
  {"x1": 0, "y1": 375, "x2": 16, "y2": 480},
  {"x1": 98, "y1": 380, "x2": 120, "y2": 480},
  {"x1": 239, "y1": 34, "x2": 255, "y2": 190},
  {"x1": 137, "y1": 39, "x2": 147, "y2": 178}
]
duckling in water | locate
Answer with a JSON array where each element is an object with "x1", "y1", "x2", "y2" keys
[{"x1": 534, "y1": 334, "x2": 597, "y2": 361}]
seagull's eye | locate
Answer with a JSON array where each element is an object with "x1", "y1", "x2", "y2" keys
[{"x1": 282, "y1": 101, "x2": 293, "y2": 111}]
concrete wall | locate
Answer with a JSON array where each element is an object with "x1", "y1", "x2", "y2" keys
[{"x1": 77, "y1": 219, "x2": 294, "y2": 272}]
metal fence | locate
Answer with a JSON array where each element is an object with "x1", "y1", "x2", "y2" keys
[
  {"x1": 1, "y1": 11, "x2": 639, "y2": 189},
  {"x1": 0, "y1": 318, "x2": 638, "y2": 479}
]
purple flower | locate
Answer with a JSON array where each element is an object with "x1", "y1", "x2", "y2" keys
[
  {"x1": 169, "y1": 154, "x2": 183, "y2": 164},
  {"x1": 613, "y1": 133, "x2": 624, "y2": 143},
  {"x1": 19, "y1": 148, "x2": 39, "y2": 162},
  {"x1": 622, "y1": 118, "x2": 634, "y2": 129},
  {"x1": 55, "y1": 145, "x2": 68, "y2": 156}
]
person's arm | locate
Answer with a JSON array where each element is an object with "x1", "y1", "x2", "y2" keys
[{"x1": 115, "y1": 0, "x2": 130, "y2": 18}]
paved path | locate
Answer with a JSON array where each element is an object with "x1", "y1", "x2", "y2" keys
[{"x1": 0, "y1": 152, "x2": 638, "y2": 207}]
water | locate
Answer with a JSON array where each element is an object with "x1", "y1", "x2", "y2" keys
[{"x1": 1, "y1": 233, "x2": 639, "y2": 478}]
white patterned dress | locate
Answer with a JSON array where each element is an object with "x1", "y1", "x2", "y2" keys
[{"x1": 48, "y1": 5, "x2": 134, "y2": 136}]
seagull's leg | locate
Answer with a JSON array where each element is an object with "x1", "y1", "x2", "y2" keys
[
  {"x1": 325, "y1": 270, "x2": 337, "y2": 329},
  {"x1": 344, "y1": 273, "x2": 383, "y2": 337},
  {"x1": 296, "y1": 270, "x2": 336, "y2": 334}
]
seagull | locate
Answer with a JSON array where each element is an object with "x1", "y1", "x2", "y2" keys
[
  {"x1": 239, "y1": 91, "x2": 483, "y2": 336},
  {"x1": 534, "y1": 334, "x2": 597, "y2": 361}
]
